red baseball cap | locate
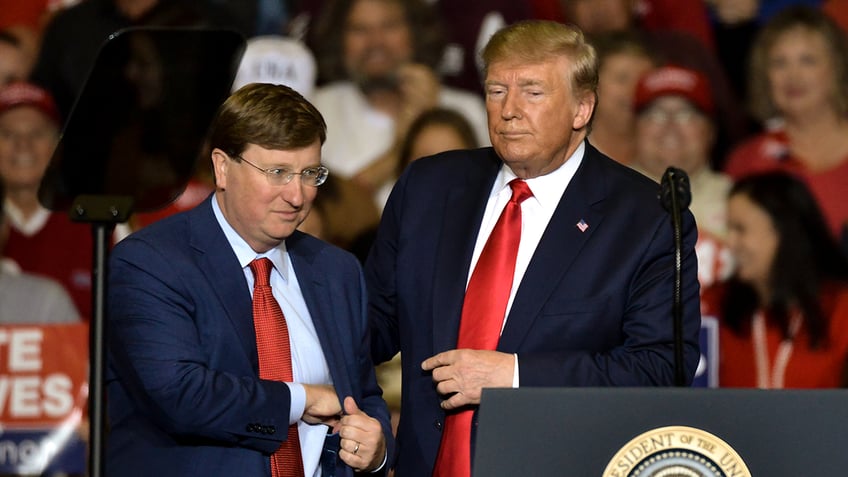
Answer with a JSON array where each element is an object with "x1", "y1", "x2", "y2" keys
[
  {"x1": 0, "y1": 81, "x2": 61, "y2": 125},
  {"x1": 634, "y1": 65, "x2": 714, "y2": 115}
]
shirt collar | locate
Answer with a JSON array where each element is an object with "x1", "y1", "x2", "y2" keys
[
  {"x1": 3, "y1": 199, "x2": 51, "y2": 236},
  {"x1": 211, "y1": 193, "x2": 289, "y2": 283},
  {"x1": 496, "y1": 141, "x2": 585, "y2": 210}
]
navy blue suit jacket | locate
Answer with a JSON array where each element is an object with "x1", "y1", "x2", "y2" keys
[
  {"x1": 107, "y1": 196, "x2": 392, "y2": 477},
  {"x1": 366, "y1": 142, "x2": 701, "y2": 476}
]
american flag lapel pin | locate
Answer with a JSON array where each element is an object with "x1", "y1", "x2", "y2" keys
[{"x1": 576, "y1": 219, "x2": 589, "y2": 232}]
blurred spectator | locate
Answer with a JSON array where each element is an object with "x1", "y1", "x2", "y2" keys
[
  {"x1": 631, "y1": 65, "x2": 734, "y2": 289},
  {"x1": 346, "y1": 107, "x2": 479, "y2": 297},
  {"x1": 0, "y1": 0, "x2": 81, "y2": 32},
  {"x1": 822, "y1": 0, "x2": 848, "y2": 32},
  {"x1": 289, "y1": 171, "x2": 381, "y2": 252},
  {"x1": 288, "y1": 0, "x2": 533, "y2": 97},
  {"x1": 309, "y1": 0, "x2": 488, "y2": 203},
  {"x1": 432, "y1": 1, "x2": 534, "y2": 96},
  {"x1": 701, "y1": 172, "x2": 848, "y2": 388},
  {"x1": 588, "y1": 30, "x2": 657, "y2": 166},
  {"x1": 706, "y1": 1, "x2": 826, "y2": 113},
  {"x1": 558, "y1": 0, "x2": 716, "y2": 51},
  {"x1": 708, "y1": 0, "x2": 823, "y2": 26},
  {"x1": 349, "y1": 104, "x2": 481, "y2": 260},
  {"x1": 29, "y1": 0, "x2": 242, "y2": 123},
  {"x1": 561, "y1": 0, "x2": 750, "y2": 168},
  {"x1": 397, "y1": 107, "x2": 479, "y2": 170},
  {"x1": 723, "y1": 6, "x2": 848, "y2": 243},
  {"x1": 374, "y1": 106, "x2": 479, "y2": 209},
  {"x1": 0, "y1": 29, "x2": 30, "y2": 86},
  {"x1": 231, "y1": 35, "x2": 317, "y2": 97},
  {"x1": 0, "y1": 177, "x2": 79, "y2": 324},
  {"x1": 0, "y1": 82, "x2": 94, "y2": 320}
]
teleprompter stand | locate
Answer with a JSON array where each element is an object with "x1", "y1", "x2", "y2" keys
[{"x1": 38, "y1": 27, "x2": 245, "y2": 477}]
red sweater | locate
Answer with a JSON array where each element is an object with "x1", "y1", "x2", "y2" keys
[{"x1": 3, "y1": 212, "x2": 93, "y2": 320}]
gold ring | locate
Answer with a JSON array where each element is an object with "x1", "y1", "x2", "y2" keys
[{"x1": 353, "y1": 442, "x2": 360, "y2": 455}]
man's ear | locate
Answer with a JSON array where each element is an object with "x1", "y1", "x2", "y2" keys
[
  {"x1": 211, "y1": 148, "x2": 229, "y2": 190},
  {"x1": 572, "y1": 91, "x2": 596, "y2": 131}
]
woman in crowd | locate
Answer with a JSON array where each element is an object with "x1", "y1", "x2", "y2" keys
[
  {"x1": 702, "y1": 172, "x2": 848, "y2": 388},
  {"x1": 374, "y1": 106, "x2": 479, "y2": 209},
  {"x1": 724, "y1": 6, "x2": 848, "y2": 242},
  {"x1": 587, "y1": 30, "x2": 657, "y2": 166}
]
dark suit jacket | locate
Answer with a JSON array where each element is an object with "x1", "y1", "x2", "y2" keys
[
  {"x1": 107, "y1": 196, "x2": 392, "y2": 477},
  {"x1": 366, "y1": 142, "x2": 701, "y2": 476}
]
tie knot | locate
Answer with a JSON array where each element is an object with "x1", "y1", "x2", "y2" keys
[
  {"x1": 249, "y1": 258, "x2": 273, "y2": 286},
  {"x1": 508, "y1": 179, "x2": 533, "y2": 204}
]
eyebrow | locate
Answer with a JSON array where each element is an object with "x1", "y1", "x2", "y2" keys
[{"x1": 484, "y1": 78, "x2": 547, "y2": 88}]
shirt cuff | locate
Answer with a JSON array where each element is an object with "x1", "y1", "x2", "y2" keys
[
  {"x1": 512, "y1": 353, "x2": 520, "y2": 388},
  {"x1": 370, "y1": 449, "x2": 388, "y2": 473},
  {"x1": 286, "y1": 382, "x2": 306, "y2": 425}
]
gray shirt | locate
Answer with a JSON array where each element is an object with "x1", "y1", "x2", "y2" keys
[{"x1": 0, "y1": 260, "x2": 80, "y2": 324}]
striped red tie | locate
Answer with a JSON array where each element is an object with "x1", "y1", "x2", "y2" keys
[
  {"x1": 250, "y1": 258, "x2": 305, "y2": 477},
  {"x1": 433, "y1": 179, "x2": 533, "y2": 477}
]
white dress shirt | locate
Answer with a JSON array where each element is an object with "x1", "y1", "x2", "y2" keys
[
  {"x1": 467, "y1": 142, "x2": 585, "y2": 385},
  {"x1": 213, "y1": 197, "x2": 331, "y2": 477}
]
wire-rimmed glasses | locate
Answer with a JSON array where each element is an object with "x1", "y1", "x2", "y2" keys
[{"x1": 233, "y1": 154, "x2": 329, "y2": 187}]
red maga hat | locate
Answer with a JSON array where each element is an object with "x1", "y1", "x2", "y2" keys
[
  {"x1": 634, "y1": 65, "x2": 714, "y2": 115},
  {"x1": 0, "y1": 81, "x2": 61, "y2": 124}
]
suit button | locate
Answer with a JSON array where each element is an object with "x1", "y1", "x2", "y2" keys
[
  {"x1": 434, "y1": 420, "x2": 442, "y2": 431},
  {"x1": 246, "y1": 424, "x2": 256, "y2": 432},
  {"x1": 267, "y1": 426, "x2": 276, "y2": 435}
]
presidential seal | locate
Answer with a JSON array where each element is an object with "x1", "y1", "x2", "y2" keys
[{"x1": 602, "y1": 426, "x2": 751, "y2": 477}]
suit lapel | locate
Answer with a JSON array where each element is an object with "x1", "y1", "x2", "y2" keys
[
  {"x1": 432, "y1": 150, "x2": 501, "y2": 353},
  {"x1": 188, "y1": 197, "x2": 258, "y2": 365},
  {"x1": 498, "y1": 145, "x2": 609, "y2": 351},
  {"x1": 287, "y1": 234, "x2": 352, "y2": 396}
]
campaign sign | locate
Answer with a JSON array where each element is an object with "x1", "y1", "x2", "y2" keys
[
  {"x1": 0, "y1": 324, "x2": 88, "y2": 474},
  {"x1": 692, "y1": 316, "x2": 719, "y2": 388}
]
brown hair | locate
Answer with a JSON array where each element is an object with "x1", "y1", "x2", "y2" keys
[
  {"x1": 310, "y1": 0, "x2": 446, "y2": 84},
  {"x1": 748, "y1": 6, "x2": 848, "y2": 122},
  {"x1": 397, "y1": 107, "x2": 479, "y2": 175},
  {"x1": 208, "y1": 82, "x2": 326, "y2": 158},
  {"x1": 589, "y1": 29, "x2": 657, "y2": 70},
  {"x1": 0, "y1": 175, "x2": 4, "y2": 225}
]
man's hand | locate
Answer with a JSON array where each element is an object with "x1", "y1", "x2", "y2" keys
[
  {"x1": 395, "y1": 63, "x2": 440, "y2": 134},
  {"x1": 338, "y1": 397, "x2": 387, "y2": 472},
  {"x1": 421, "y1": 349, "x2": 514, "y2": 409},
  {"x1": 302, "y1": 384, "x2": 342, "y2": 431}
]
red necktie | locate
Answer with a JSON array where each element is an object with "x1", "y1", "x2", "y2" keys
[
  {"x1": 250, "y1": 258, "x2": 305, "y2": 477},
  {"x1": 433, "y1": 179, "x2": 533, "y2": 477}
]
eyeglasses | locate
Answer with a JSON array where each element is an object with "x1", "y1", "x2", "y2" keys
[
  {"x1": 233, "y1": 155, "x2": 329, "y2": 187},
  {"x1": 640, "y1": 107, "x2": 703, "y2": 126}
]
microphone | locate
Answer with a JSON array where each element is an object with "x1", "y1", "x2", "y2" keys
[
  {"x1": 660, "y1": 167, "x2": 692, "y2": 212},
  {"x1": 659, "y1": 167, "x2": 692, "y2": 387}
]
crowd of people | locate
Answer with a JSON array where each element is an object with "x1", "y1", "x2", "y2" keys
[{"x1": 1, "y1": 0, "x2": 848, "y2": 475}]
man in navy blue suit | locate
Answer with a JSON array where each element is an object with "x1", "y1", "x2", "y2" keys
[
  {"x1": 366, "y1": 20, "x2": 702, "y2": 477},
  {"x1": 107, "y1": 83, "x2": 392, "y2": 476}
]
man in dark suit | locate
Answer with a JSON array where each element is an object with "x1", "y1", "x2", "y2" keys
[
  {"x1": 107, "y1": 83, "x2": 392, "y2": 476},
  {"x1": 366, "y1": 20, "x2": 701, "y2": 477}
]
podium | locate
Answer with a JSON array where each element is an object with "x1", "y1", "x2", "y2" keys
[{"x1": 473, "y1": 387, "x2": 848, "y2": 476}]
